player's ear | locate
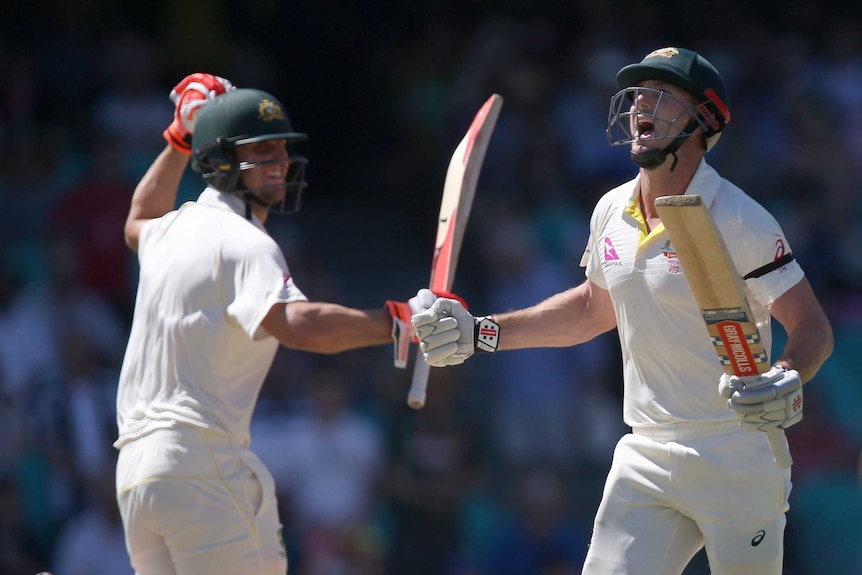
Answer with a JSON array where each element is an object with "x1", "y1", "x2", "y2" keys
[{"x1": 192, "y1": 141, "x2": 241, "y2": 192}]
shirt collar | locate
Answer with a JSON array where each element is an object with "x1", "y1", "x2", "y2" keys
[
  {"x1": 683, "y1": 158, "x2": 720, "y2": 207},
  {"x1": 625, "y1": 158, "x2": 720, "y2": 206},
  {"x1": 196, "y1": 187, "x2": 266, "y2": 230},
  {"x1": 625, "y1": 158, "x2": 721, "y2": 249}
]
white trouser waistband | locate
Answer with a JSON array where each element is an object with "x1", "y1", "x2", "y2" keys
[{"x1": 632, "y1": 419, "x2": 740, "y2": 441}]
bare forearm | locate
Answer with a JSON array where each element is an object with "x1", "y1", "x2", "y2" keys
[
  {"x1": 125, "y1": 145, "x2": 190, "y2": 250},
  {"x1": 768, "y1": 278, "x2": 834, "y2": 384},
  {"x1": 273, "y1": 302, "x2": 392, "y2": 353},
  {"x1": 774, "y1": 320, "x2": 833, "y2": 384},
  {"x1": 495, "y1": 282, "x2": 617, "y2": 351}
]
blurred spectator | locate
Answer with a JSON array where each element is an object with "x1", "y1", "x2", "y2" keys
[
  {"x1": 50, "y1": 465, "x2": 133, "y2": 575},
  {"x1": 90, "y1": 33, "x2": 173, "y2": 178},
  {"x1": 49, "y1": 325, "x2": 121, "y2": 484},
  {"x1": 50, "y1": 136, "x2": 137, "y2": 317},
  {"x1": 252, "y1": 362, "x2": 387, "y2": 575},
  {"x1": 0, "y1": 5, "x2": 860, "y2": 574},
  {"x1": 474, "y1": 207, "x2": 616, "y2": 473},
  {"x1": 382, "y1": 369, "x2": 484, "y2": 575},
  {"x1": 480, "y1": 465, "x2": 589, "y2": 575},
  {"x1": 0, "y1": 476, "x2": 44, "y2": 575},
  {"x1": 0, "y1": 265, "x2": 27, "y2": 466},
  {"x1": 0, "y1": 121, "x2": 73, "y2": 255},
  {"x1": 0, "y1": 232, "x2": 127, "y2": 398}
]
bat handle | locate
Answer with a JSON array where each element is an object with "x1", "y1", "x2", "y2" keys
[
  {"x1": 741, "y1": 373, "x2": 793, "y2": 469},
  {"x1": 407, "y1": 348, "x2": 430, "y2": 409},
  {"x1": 766, "y1": 429, "x2": 793, "y2": 469}
]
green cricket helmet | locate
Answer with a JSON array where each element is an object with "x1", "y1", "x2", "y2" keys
[
  {"x1": 607, "y1": 47, "x2": 731, "y2": 170},
  {"x1": 191, "y1": 88, "x2": 309, "y2": 214}
]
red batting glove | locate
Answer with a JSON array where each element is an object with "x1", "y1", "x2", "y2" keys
[
  {"x1": 163, "y1": 73, "x2": 235, "y2": 155},
  {"x1": 385, "y1": 299, "x2": 415, "y2": 368}
]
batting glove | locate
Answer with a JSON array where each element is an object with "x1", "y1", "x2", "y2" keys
[
  {"x1": 385, "y1": 288, "x2": 442, "y2": 368},
  {"x1": 163, "y1": 73, "x2": 235, "y2": 154},
  {"x1": 718, "y1": 366, "x2": 803, "y2": 432},
  {"x1": 411, "y1": 298, "x2": 499, "y2": 367}
]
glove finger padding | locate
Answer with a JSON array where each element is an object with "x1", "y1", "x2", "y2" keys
[
  {"x1": 418, "y1": 318, "x2": 462, "y2": 352},
  {"x1": 731, "y1": 369, "x2": 800, "y2": 404},
  {"x1": 408, "y1": 288, "x2": 437, "y2": 314},
  {"x1": 724, "y1": 367, "x2": 803, "y2": 432},
  {"x1": 732, "y1": 397, "x2": 787, "y2": 417},
  {"x1": 718, "y1": 373, "x2": 742, "y2": 399},
  {"x1": 169, "y1": 73, "x2": 235, "y2": 105},
  {"x1": 423, "y1": 341, "x2": 465, "y2": 366},
  {"x1": 739, "y1": 418, "x2": 784, "y2": 433},
  {"x1": 412, "y1": 298, "x2": 476, "y2": 367},
  {"x1": 164, "y1": 73, "x2": 235, "y2": 154},
  {"x1": 385, "y1": 288, "x2": 455, "y2": 369}
]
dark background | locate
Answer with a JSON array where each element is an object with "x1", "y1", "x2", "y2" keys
[{"x1": 0, "y1": 2, "x2": 860, "y2": 574}]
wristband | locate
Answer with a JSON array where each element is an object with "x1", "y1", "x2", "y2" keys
[
  {"x1": 163, "y1": 124, "x2": 192, "y2": 155},
  {"x1": 474, "y1": 316, "x2": 500, "y2": 353}
]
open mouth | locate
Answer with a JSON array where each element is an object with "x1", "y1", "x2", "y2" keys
[{"x1": 635, "y1": 119, "x2": 655, "y2": 140}]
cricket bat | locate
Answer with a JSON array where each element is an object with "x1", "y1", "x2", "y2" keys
[
  {"x1": 654, "y1": 194, "x2": 792, "y2": 469},
  {"x1": 407, "y1": 93, "x2": 504, "y2": 409}
]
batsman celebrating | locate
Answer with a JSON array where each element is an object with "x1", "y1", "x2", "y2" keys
[
  {"x1": 413, "y1": 47, "x2": 833, "y2": 574},
  {"x1": 114, "y1": 74, "x2": 433, "y2": 574}
]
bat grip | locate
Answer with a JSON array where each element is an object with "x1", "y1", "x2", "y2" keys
[
  {"x1": 766, "y1": 429, "x2": 793, "y2": 469},
  {"x1": 742, "y1": 373, "x2": 793, "y2": 469},
  {"x1": 407, "y1": 348, "x2": 429, "y2": 409}
]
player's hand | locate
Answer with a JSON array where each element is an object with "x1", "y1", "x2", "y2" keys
[
  {"x1": 412, "y1": 298, "x2": 499, "y2": 367},
  {"x1": 718, "y1": 366, "x2": 803, "y2": 432},
  {"x1": 385, "y1": 288, "x2": 439, "y2": 368},
  {"x1": 163, "y1": 73, "x2": 235, "y2": 155}
]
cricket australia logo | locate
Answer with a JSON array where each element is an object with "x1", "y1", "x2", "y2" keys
[
  {"x1": 259, "y1": 99, "x2": 285, "y2": 122},
  {"x1": 645, "y1": 47, "x2": 679, "y2": 59},
  {"x1": 661, "y1": 240, "x2": 681, "y2": 274}
]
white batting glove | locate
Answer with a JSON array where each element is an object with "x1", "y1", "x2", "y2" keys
[
  {"x1": 385, "y1": 288, "x2": 438, "y2": 368},
  {"x1": 411, "y1": 298, "x2": 499, "y2": 367},
  {"x1": 718, "y1": 366, "x2": 803, "y2": 432}
]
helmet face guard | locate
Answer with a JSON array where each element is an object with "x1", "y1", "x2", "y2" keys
[
  {"x1": 190, "y1": 88, "x2": 309, "y2": 215},
  {"x1": 195, "y1": 140, "x2": 309, "y2": 214},
  {"x1": 607, "y1": 47, "x2": 731, "y2": 168},
  {"x1": 236, "y1": 156, "x2": 309, "y2": 215},
  {"x1": 606, "y1": 87, "x2": 712, "y2": 148}
]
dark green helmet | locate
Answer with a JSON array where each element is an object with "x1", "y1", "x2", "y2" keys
[
  {"x1": 616, "y1": 47, "x2": 730, "y2": 142},
  {"x1": 191, "y1": 88, "x2": 308, "y2": 213}
]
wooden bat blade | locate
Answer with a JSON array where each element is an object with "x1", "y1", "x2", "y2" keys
[
  {"x1": 407, "y1": 94, "x2": 503, "y2": 409},
  {"x1": 655, "y1": 194, "x2": 792, "y2": 468},
  {"x1": 654, "y1": 195, "x2": 770, "y2": 378},
  {"x1": 430, "y1": 94, "x2": 504, "y2": 292}
]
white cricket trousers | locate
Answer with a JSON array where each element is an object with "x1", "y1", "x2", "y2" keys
[
  {"x1": 116, "y1": 426, "x2": 288, "y2": 575},
  {"x1": 582, "y1": 420, "x2": 791, "y2": 575}
]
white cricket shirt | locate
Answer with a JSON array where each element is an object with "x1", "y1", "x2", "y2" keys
[
  {"x1": 582, "y1": 160, "x2": 804, "y2": 427},
  {"x1": 115, "y1": 188, "x2": 307, "y2": 448}
]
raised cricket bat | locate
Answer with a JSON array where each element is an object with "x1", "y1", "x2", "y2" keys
[
  {"x1": 654, "y1": 194, "x2": 792, "y2": 469},
  {"x1": 407, "y1": 94, "x2": 504, "y2": 409}
]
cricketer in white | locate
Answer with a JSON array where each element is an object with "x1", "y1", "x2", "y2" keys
[
  {"x1": 413, "y1": 47, "x2": 833, "y2": 575},
  {"x1": 114, "y1": 74, "x2": 432, "y2": 575}
]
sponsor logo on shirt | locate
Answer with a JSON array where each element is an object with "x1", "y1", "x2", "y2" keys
[
  {"x1": 661, "y1": 240, "x2": 681, "y2": 274},
  {"x1": 602, "y1": 237, "x2": 622, "y2": 268},
  {"x1": 774, "y1": 240, "x2": 789, "y2": 273}
]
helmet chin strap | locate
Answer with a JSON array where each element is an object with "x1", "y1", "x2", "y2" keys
[
  {"x1": 239, "y1": 191, "x2": 276, "y2": 220},
  {"x1": 631, "y1": 119, "x2": 700, "y2": 172}
]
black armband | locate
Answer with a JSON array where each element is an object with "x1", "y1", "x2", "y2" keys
[
  {"x1": 474, "y1": 316, "x2": 500, "y2": 353},
  {"x1": 743, "y1": 253, "x2": 794, "y2": 280}
]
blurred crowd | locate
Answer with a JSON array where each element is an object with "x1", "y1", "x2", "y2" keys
[{"x1": 1, "y1": 1, "x2": 861, "y2": 574}]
